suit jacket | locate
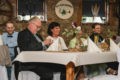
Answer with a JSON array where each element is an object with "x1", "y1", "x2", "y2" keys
[
  {"x1": 90, "y1": 32, "x2": 104, "y2": 43},
  {"x1": 18, "y1": 28, "x2": 44, "y2": 51}
]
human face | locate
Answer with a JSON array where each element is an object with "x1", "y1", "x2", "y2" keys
[
  {"x1": 6, "y1": 23, "x2": 15, "y2": 35},
  {"x1": 30, "y1": 20, "x2": 42, "y2": 34},
  {"x1": 32, "y1": 22, "x2": 41, "y2": 31},
  {"x1": 51, "y1": 26, "x2": 60, "y2": 37},
  {"x1": 93, "y1": 25, "x2": 101, "y2": 34}
]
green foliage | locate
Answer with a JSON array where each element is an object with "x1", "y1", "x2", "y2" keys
[
  {"x1": 106, "y1": 29, "x2": 116, "y2": 38},
  {"x1": 62, "y1": 28, "x2": 80, "y2": 37}
]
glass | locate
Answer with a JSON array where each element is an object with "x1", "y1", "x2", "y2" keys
[
  {"x1": 17, "y1": 0, "x2": 47, "y2": 21},
  {"x1": 32, "y1": 23, "x2": 41, "y2": 28},
  {"x1": 82, "y1": 0, "x2": 108, "y2": 24}
]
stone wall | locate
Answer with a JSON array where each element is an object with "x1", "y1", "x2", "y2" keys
[{"x1": 0, "y1": 0, "x2": 119, "y2": 45}]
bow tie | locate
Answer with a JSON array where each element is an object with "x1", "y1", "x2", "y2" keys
[{"x1": 7, "y1": 35, "x2": 13, "y2": 37}]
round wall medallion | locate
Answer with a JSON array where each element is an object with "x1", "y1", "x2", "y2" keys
[{"x1": 55, "y1": 0, "x2": 74, "y2": 19}]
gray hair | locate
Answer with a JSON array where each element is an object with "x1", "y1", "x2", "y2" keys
[{"x1": 28, "y1": 16, "x2": 40, "y2": 24}]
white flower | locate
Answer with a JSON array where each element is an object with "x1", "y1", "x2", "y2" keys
[{"x1": 76, "y1": 26, "x2": 81, "y2": 31}]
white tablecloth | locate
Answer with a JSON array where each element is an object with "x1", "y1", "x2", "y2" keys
[{"x1": 14, "y1": 51, "x2": 117, "y2": 66}]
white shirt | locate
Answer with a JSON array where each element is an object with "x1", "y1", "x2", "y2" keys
[{"x1": 2, "y1": 31, "x2": 18, "y2": 58}]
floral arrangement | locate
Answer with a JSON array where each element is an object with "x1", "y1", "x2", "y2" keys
[
  {"x1": 62, "y1": 22, "x2": 88, "y2": 52},
  {"x1": 62, "y1": 22, "x2": 88, "y2": 39},
  {"x1": 106, "y1": 29, "x2": 116, "y2": 38},
  {"x1": 105, "y1": 29, "x2": 116, "y2": 51},
  {"x1": 62, "y1": 22, "x2": 81, "y2": 37},
  {"x1": 95, "y1": 28, "x2": 116, "y2": 52}
]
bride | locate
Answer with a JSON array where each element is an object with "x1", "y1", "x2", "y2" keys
[
  {"x1": 45, "y1": 22, "x2": 68, "y2": 80},
  {"x1": 46, "y1": 22, "x2": 68, "y2": 51}
]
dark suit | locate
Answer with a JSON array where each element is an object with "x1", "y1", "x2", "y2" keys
[
  {"x1": 18, "y1": 28, "x2": 44, "y2": 51},
  {"x1": 90, "y1": 32, "x2": 104, "y2": 43},
  {"x1": 16, "y1": 28, "x2": 53, "y2": 80}
]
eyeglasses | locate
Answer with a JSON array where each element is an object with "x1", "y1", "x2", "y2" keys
[
  {"x1": 31, "y1": 22, "x2": 41, "y2": 31},
  {"x1": 32, "y1": 23, "x2": 41, "y2": 28}
]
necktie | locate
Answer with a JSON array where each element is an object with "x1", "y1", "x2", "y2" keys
[{"x1": 34, "y1": 34, "x2": 47, "y2": 50}]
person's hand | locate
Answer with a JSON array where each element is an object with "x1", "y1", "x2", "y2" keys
[{"x1": 43, "y1": 39, "x2": 53, "y2": 46}]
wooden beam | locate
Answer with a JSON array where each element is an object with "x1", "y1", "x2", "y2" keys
[{"x1": 66, "y1": 62, "x2": 75, "y2": 80}]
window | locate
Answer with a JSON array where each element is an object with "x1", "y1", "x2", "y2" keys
[
  {"x1": 82, "y1": 0, "x2": 108, "y2": 23},
  {"x1": 17, "y1": 0, "x2": 47, "y2": 21}
]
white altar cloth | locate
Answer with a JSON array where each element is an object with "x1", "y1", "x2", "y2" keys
[{"x1": 14, "y1": 51, "x2": 117, "y2": 66}]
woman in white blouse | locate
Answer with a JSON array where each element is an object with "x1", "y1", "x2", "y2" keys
[
  {"x1": 46, "y1": 22, "x2": 68, "y2": 51},
  {"x1": 46, "y1": 22, "x2": 68, "y2": 80}
]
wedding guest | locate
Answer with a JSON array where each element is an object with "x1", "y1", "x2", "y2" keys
[
  {"x1": 46, "y1": 22, "x2": 68, "y2": 51},
  {"x1": 90, "y1": 23, "x2": 104, "y2": 43},
  {"x1": 2, "y1": 21, "x2": 18, "y2": 80},
  {"x1": 90, "y1": 23, "x2": 118, "y2": 75},
  {"x1": 85, "y1": 23, "x2": 106, "y2": 78},
  {"x1": 18, "y1": 17, "x2": 51, "y2": 51},
  {"x1": 68, "y1": 26, "x2": 87, "y2": 80},
  {"x1": 106, "y1": 35, "x2": 119, "y2": 75},
  {"x1": 0, "y1": 34, "x2": 11, "y2": 80},
  {"x1": 17, "y1": 16, "x2": 53, "y2": 80},
  {"x1": 46, "y1": 22, "x2": 68, "y2": 80},
  {"x1": 69, "y1": 26, "x2": 86, "y2": 49}
]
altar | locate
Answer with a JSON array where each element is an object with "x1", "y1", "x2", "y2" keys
[{"x1": 14, "y1": 51, "x2": 117, "y2": 80}]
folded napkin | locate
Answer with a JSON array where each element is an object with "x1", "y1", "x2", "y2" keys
[
  {"x1": 46, "y1": 38, "x2": 63, "y2": 51},
  {"x1": 87, "y1": 37, "x2": 102, "y2": 53},
  {"x1": 110, "y1": 38, "x2": 120, "y2": 52},
  {"x1": 81, "y1": 38, "x2": 88, "y2": 46},
  {"x1": 117, "y1": 50, "x2": 120, "y2": 65},
  {"x1": 0, "y1": 35, "x2": 3, "y2": 45}
]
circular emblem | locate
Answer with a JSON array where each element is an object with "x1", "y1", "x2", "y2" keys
[{"x1": 55, "y1": 0, "x2": 74, "y2": 19}]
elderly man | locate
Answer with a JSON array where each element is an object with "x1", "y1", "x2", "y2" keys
[
  {"x1": 2, "y1": 22, "x2": 18, "y2": 80},
  {"x1": 18, "y1": 16, "x2": 51, "y2": 51},
  {"x1": 17, "y1": 17, "x2": 53, "y2": 80}
]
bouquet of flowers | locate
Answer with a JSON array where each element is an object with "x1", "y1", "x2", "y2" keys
[
  {"x1": 62, "y1": 22, "x2": 88, "y2": 52},
  {"x1": 62, "y1": 22, "x2": 81, "y2": 37}
]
